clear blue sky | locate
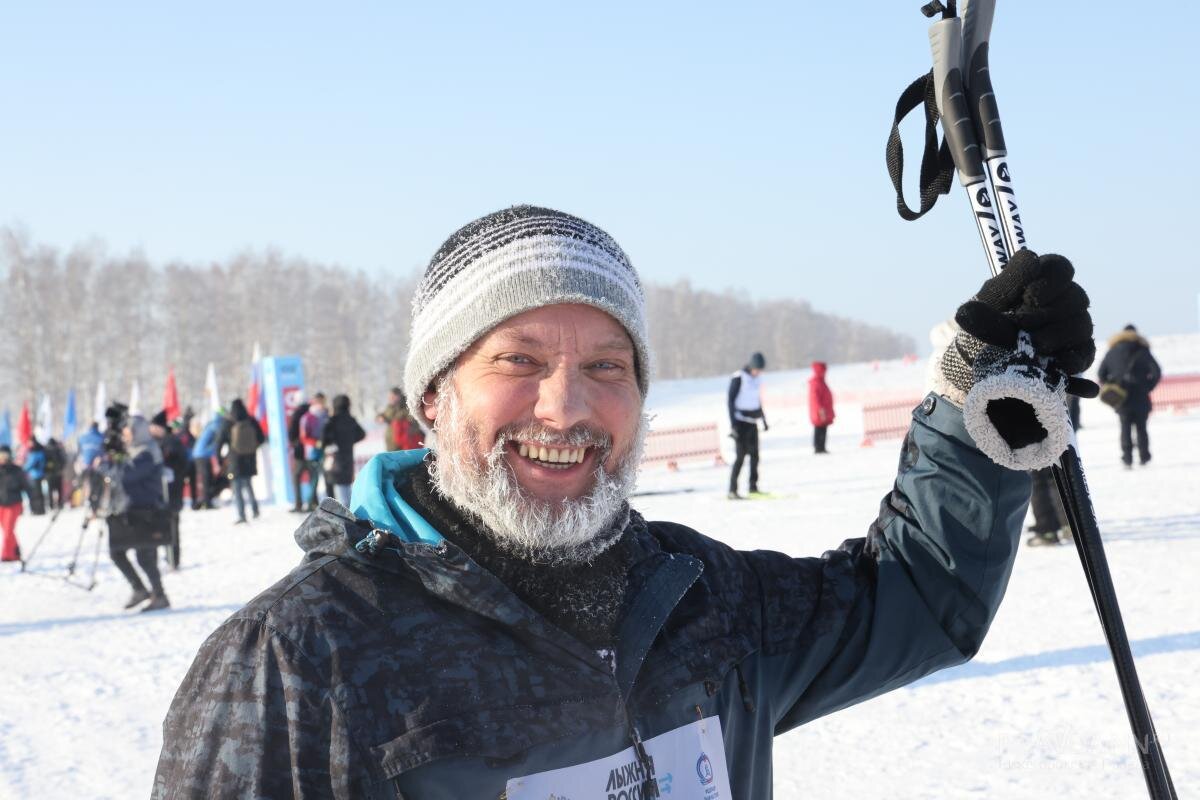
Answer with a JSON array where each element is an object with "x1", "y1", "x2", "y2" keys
[{"x1": 3, "y1": 2, "x2": 1197, "y2": 352}]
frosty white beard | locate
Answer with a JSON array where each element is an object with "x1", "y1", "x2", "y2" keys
[{"x1": 427, "y1": 377, "x2": 647, "y2": 565}]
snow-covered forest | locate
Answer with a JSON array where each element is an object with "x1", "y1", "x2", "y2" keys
[{"x1": 0, "y1": 229, "x2": 914, "y2": 415}]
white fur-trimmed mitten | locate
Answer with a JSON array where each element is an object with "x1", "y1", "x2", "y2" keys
[{"x1": 931, "y1": 250, "x2": 1098, "y2": 470}]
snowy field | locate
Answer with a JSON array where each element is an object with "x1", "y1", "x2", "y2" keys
[{"x1": 2, "y1": 338, "x2": 1198, "y2": 798}]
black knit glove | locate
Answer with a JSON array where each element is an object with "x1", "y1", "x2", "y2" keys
[{"x1": 936, "y1": 250, "x2": 1097, "y2": 470}]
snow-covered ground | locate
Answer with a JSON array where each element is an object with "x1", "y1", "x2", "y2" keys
[{"x1": 2, "y1": 336, "x2": 1197, "y2": 798}]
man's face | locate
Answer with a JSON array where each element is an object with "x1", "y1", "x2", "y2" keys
[
  {"x1": 749, "y1": 368, "x2": 762, "y2": 378},
  {"x1": 149, "y1": 423, "x2": 165, "y2": 439},
  {"x1": 0, "y1": 451, "x2": 9, "y2": 465},
  {"x1": 424, "y1": 303, "x2": 642, "y2": 505}
]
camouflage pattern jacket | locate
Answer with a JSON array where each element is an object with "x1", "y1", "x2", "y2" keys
[{"x1": 153, "y1": 394, "x2": 1030, "y2": 798}]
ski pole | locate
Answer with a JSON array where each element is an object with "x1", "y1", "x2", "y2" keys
[
  {"x1": 83, "y1": 523, "x2": 105, "y2": 591},
  {"x1": 19, "y1": 503, "x2": 66, "y2": 572},
  {"x1": 925, "y1": 3, "x2": 1176, "y2": 797},
  {"x1": 65, "y1": 516, "x2": 91, "y2": 576}
]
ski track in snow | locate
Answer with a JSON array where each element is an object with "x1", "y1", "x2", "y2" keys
[{"x1": 2, "y1": 344, "x2": 1198, "y2": 798}]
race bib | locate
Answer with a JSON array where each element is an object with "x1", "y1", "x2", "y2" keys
[{"x1": 505, "y1": 716, "x2": 732, "y2": 800}]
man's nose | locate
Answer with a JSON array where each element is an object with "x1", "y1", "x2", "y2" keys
[{"x1": 533, "y1": 367, "x2": 590, "y2": 430}]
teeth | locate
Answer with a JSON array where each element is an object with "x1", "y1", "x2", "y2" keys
[{"x1": 514, "y1": 443, "x2": 588, "y2": 465}]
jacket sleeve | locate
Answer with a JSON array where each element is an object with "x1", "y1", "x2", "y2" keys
[
  {"x1": 1144, "y1": 351, "x2": 1162, "y2": 392},
  {"x1": 153, "y1": 617, "x2": 377, "y2": 799},
  {"x1": 727, "y1": 376, "x2": 741, "y2": 426},
  {"x1": 253, "y1": 418, "x2": 266, "y2": 445},
  {"x1": 352, "y1": 419, "x2": 366, "y2": 444},
  {"x1": 745, "y1": 393, "x2": 1030, "y2": 733}
]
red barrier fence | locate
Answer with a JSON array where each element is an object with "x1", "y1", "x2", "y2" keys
[
  {"x1": 1151, "y1": 374, "x2": 1200, "y2": 412},
  {"x1": 861, "y1": 397, "x2": 921, "y2": 447},
  {"x1": 642, "y1": 423, "x2": 725, "y2": 470},
  {"x1": 859, "y1": 373, "x2": 1200, "y2": 446}
]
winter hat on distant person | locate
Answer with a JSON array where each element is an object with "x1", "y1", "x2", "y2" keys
[
  {"x1": 748, "y1": 352, "x2": 766, "y2": 370},
  {"x1": 403, "y1": 205, "x2": 650, "y2": 418},
  {"x1": 150, "y1": 410, "x2": 169, "y2": 428}
]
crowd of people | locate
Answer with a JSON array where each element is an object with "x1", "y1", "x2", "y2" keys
[{"x1": 0, "y1": 387, "x2": 426, "y2": 611}]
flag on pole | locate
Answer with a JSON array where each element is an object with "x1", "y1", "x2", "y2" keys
[
  {"x1": 94, "y1": 381, "x2": 108, "y2": 432},
  {"x1": 163, "y1": 368, "x2": 181, "y2": 422},
  {"x1": 204, "y1": 362, "x2": 221, "y2": 419},
  {"x1": 129, "y1": 380, "x2": 142, "y2": 414},
  {"x1": 246, "y1": 342, "x2": 269, "y2": 436},
  {"x1": 0, "y1": 409, "x2": 11, "y2": 448},
  {"x1": 35, "y1": 394, "x2": 53, "y2": 443},
  {"x1": 17, "y1": 402, "x2": 32, "y2": 447},
  {"x1": 63, "y1": 389, "x2": 78, "y2": 442}
]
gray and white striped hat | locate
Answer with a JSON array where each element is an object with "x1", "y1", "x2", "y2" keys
[{"x1": 403, "y1": 205, "x2": 650, "y2": 417}]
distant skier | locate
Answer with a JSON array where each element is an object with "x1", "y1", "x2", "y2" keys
[
  {"x1": 378, "y1": 386, "x2": 423, "y2": 451},
  {"x1": 190, "y1": 410, "x2": 225, "y2": 509},
  {"x1": 0, "y1": 444, "x2": 34, "y2": 562},
  {"x1": 727, "y1": 352, "x2": 767, "y2": 499},
  {"x1": 1097, "y1": 324, "x2": 1161, "y2": 468},
  {"x1": 100, "y1": 414, "x2": 171, "y2": 611},
  {"x1": 77, "y1": 421, "x2": 105, "y2": 512},
  {"x1": 322, "y1": 394, "x2": 366, "y2": 507},
  {"x1": 22, "y1": 437, "x2": 46, "y2": 515},
  {"x1": 808, "y1": 361, "x2": 835, "y2": 454},
  {"x1": 218, "y1": 399, "x2": 265, "y2": 525},
  {"x1": 150, "y1": 410, "x2": 189, "y2": 566},
  {"x1": 43, "y1": 438, "x2": 66, "y2": 510},
  {"x1": 299, "y1": 393, "x2": 329, "y2": 509}
]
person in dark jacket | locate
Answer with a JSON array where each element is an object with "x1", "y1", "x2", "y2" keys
[
  {"x1": 154, "y1": 208, "x2": 1096, "y2": 799},
  {"x1": 174, "y1": 408, "x2": 198, "y2": 511},
  {"x1": 101, "y1": 415, "x2": 171, "y2": 611},
  {"x1": 1097, "y1": 324, "x2": 1162, "y2": 467},
  {"x1": 727, "y1": 352, "x2": 767, "y2": 498},
  {"x1": 808, "y1": 360, "x2": 835, "y2": 454},
  {"x1": 217, "y1": 399, "x2": 265, "y2": 524},
  {"x1": 151, "y1": 410, "x2": 190, "y2": 567},
  {"x1": 0, "y1": 444, "x2": 34, "y2": 562},
  {"x1": 321, "y1": 394, "x2": 366, "y2": 507},
  {"x1": 43, "y1": 438, "x2": 66, "y2": 510}
]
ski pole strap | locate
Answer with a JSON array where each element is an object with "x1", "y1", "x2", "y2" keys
[{"x1": 886, "y1": 69, "x2": 956, "y2": 221}]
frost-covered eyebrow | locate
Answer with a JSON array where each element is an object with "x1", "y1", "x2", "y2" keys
[{"x1": 490, "y1": 332, "x2": 634, "y2": 354}]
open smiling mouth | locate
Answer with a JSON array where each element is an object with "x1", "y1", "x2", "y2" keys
[{"x1": 511, "y1": 442, "x2": 593, "y2": 471}]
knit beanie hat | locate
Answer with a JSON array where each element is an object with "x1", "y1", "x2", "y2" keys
[{"x1": 404, "y1": 205, "x2": 650, "y2": 418}]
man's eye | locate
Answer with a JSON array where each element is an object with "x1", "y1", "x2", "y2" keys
[{"x1": 589, "y1": 361, "x2": 624, "y2": 372}]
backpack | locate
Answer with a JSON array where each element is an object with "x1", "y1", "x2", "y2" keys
[{"x1": 230, "y1": 420, "x2": 258, "y2": 456}]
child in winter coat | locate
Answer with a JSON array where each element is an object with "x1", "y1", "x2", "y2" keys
[
  {"x1": 808, "y1": 361, "x2": 835, "y2": 454},
  {"x1": 0, "y1": 444, "x2": 34, "y2": 561}
]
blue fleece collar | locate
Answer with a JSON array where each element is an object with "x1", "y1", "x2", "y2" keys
[{"x1": 349, "y1": 449, "x2": 444, "y2": 545}]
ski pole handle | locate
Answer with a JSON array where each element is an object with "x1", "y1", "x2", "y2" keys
[
  {"x1": 961, "y1": 0, "x2": 1027, "y2": 254},
  {"x1": 929, "y1": 17, "x2": 1009, "y2": 273}
]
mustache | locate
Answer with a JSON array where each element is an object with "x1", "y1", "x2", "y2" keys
[{"x1": 495, "y1": 422, "x2": 612, "y2": 453}]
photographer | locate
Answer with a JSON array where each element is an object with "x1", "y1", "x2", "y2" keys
[{"x1": 99, "y1": 410, "x2": 172, "y2": 612}]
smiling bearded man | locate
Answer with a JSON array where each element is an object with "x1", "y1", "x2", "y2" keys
[{"x1": 154, "y1": 205, "x2": 1096, "y2": 799}]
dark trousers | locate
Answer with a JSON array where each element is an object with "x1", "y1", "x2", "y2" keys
[
  {"x1": 27, "y1": 480, "x2": 45, "y2": 515},
  {"x1": 165, "y1": 511, "x2": 181, "y2": 568},
  {"x1": 1119, "y1": 407, "x2": 1151, "y2": 465},
  {"x1": 813, "y1": 425, "x2": 828, "y2": 453},
  {"x1": 45, "y1": 474, "x2": 63, "y2": 510},
  {"x1": 194, "y1": 459, "x2": 214, "y2": 508},
  {"x1": 233, "y1": 476, "x2": 259, "y2": 520},
  {"x1": 292, "y1": 457, "x2": 323, "y2": 510},
  {"x1": 1028, "y1": 467, "x2": 1067, "y2": 533},
  {"x1": 110, "y1": 545, "x2": 163, "y2": 595},
  {"x1": 729, "y1": 421, "x2": 760, "y2": 493}
]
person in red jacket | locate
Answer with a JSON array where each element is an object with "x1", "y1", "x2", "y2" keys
[{"x1": 808, "y1": 361, "x2": 835, "y2": 454}]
